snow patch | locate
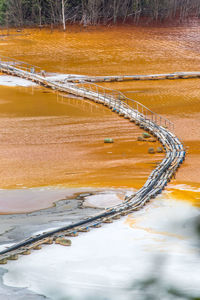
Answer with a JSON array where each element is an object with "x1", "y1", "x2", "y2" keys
[
  {"x1": 0, "y1": 73, "x2": 86, "y2": 87},
  {"x1": 0, "y1": 75, "x2": 36, "y2": 87},
  {"x1": 84, "y1": 193, "x2": 122, "y2": 208},
  {"x1": 83, "y1": 190, "x2": 133, "y2": 209}
]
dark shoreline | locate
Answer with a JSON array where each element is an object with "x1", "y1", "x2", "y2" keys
[{"x1": 0, "y1": 17, "x2": 200, "y2": 33}]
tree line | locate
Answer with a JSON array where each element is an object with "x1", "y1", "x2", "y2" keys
[{"x1": 0, "y1": 0, "x2": 200, "y2": 28}]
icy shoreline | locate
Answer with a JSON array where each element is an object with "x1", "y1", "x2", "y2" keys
[{"x1": 2, "y1": 195, "x2": 200, "y2": 300}]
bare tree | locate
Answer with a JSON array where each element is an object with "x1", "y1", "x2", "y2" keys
[
  {"x1": 62, "y1": 0, "x2": 66, "y2": 30},
  {"x1": 2, "y1": 0, "x2": 200, "y2": 27},
  {"x1": 34, "y1": 0, "x2": 42, "y2": 26}
]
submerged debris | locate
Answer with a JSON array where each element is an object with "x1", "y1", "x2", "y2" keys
[
  {"x1": 157, "y1": 147, "x2": 164, "y2": 153},
  {"x1": 148, "y1": 138, "x2": 157, "y2": 143},
  {"x1": 137, "y1": 136, "x2": 146, "y2": 141},
  {"x1": 148, "y1": 147, "x2": 155, "y2": 154},
  {"x1": 104, "y1": 138, "x2": 114, "y2": 143},
  {"x1": 143, "y1": 132, "x2": 151, "y2": 139},
  {"x1": 55, "y1": 237, "x2": 72, "y2": 246}
]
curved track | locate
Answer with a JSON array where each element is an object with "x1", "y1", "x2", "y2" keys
[{"x1": 0, "y1": 58, "x2": 185, "y2": 261}]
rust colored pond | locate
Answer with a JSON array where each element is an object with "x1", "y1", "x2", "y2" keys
[
  {"x1": 0, "y1": 86, "x2": 162, "y2": 190},
  {"x1": 0, "y1": 22, "x2": 199, "y2": 211}
]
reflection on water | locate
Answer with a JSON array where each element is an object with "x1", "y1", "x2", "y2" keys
[{"x1": 57, "y1": 93, "x2": 109, "y2": 116}]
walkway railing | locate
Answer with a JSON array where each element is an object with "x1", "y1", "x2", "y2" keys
[
  {"x1": 76, "y1": 81, "x2": 174, "y2": 131},
  {"x1": 0, "y1": 55, "x2": 174, "y2": 132},
  {"x1": 0, "y1": 55, "x2": 42, "y2": 74},
  {"x1": 0, "y1": 55, "x2": 185, "y2": 260}
]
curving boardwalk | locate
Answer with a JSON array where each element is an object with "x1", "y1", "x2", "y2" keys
[{"x1": 0, "y1": 57, "x2": 185, "y2": 262}]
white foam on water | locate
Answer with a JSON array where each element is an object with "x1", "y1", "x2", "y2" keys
[
  {"x1": 0, "y1": 75, "x2": 36, "y2": 86},
  {"x1": 83, "y1": 192, "x2": 124, "y2": 208},
  {"x1": 2, "y1": 197, "x2": 200, "y2": 300}
]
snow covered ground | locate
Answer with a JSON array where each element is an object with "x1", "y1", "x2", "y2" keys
[
  {"x1": 2, "y1": 194, "x2": 200, "y2": 300},
  {"x1": 0, "y1": 75, "x2": 36, "y2": 87}
]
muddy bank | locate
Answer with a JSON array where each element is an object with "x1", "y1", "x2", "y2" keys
[
  {"x1": 0, "y1": 192, "x2": 98, "y2": 246},
  {"x1": 0, "y1": 187, "x2": 94, "y2": 214}
]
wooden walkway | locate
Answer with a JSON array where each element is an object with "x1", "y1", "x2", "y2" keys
[{"x1": 0, "y1": 57, "x2": 185, "y2": 262}]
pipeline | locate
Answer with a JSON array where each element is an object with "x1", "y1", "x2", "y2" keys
[
  {"x1": 0, "y1": 59, "x2": 185, "y2": 261},
  {"x1": 63, "y1": 72, "x2": 200, "y2": 83}
]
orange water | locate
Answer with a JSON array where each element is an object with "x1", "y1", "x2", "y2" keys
[
  {"x1": 1, "y1": 23, "x2": 200, "y2": 75},
  {"x1": 0, "y1": 86, "x2": 163, "y2": 190},
  {"x1": 0, "y1": 23, "x2": 199, "y2": 209}
]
